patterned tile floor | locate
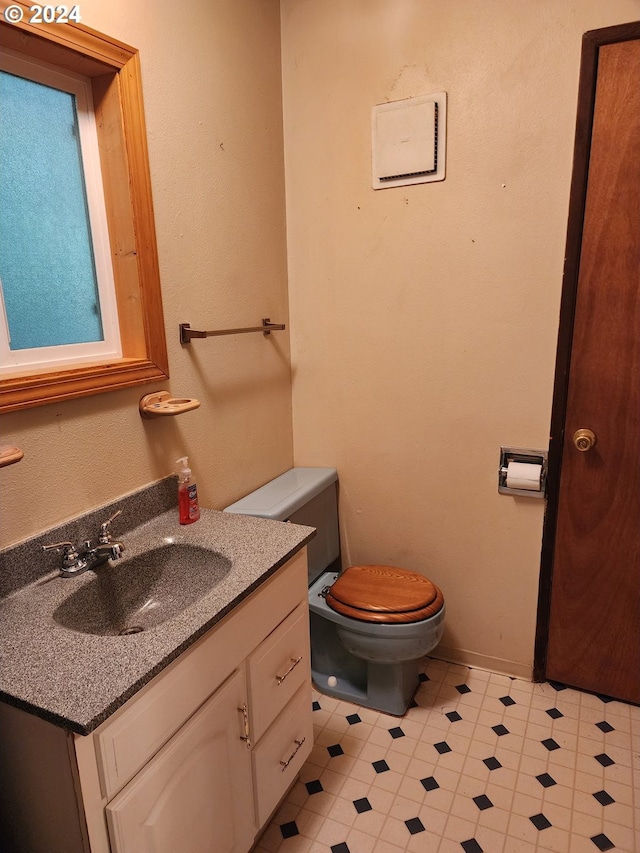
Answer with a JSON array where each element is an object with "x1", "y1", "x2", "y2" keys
[{"x1": 255, "y1": 658, "x2": 640, "y2": 853}]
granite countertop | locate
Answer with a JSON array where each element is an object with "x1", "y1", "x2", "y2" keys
[{"x1": 0, "y1": 492, "x2": 314, "y2": 736}]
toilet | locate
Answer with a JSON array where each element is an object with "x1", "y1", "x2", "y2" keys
[{"x1": 224, "y1": 468, "x2": 445, "y2": 716}]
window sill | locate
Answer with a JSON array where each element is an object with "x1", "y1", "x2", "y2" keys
[{"x1": 0, "y1": 357, "x2": 169, "y2": 413}]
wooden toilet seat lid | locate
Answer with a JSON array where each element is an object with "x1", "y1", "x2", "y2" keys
[{"x1": 325, "y1": 565, "x2": 444, "y2": 624}]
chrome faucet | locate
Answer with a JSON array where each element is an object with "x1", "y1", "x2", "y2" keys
[{"x1": 43, "y1": 509, "x2": 125, "y2": 578}]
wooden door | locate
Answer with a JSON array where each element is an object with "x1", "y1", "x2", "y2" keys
[
  {"x1": 541, "y1": 25, "x2": 640, "y2": 704},
  {"x1": 106, "y1": 669, "x2": 255, "y2": 853}
]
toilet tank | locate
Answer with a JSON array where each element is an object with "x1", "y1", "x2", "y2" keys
[{"x1": 224, "y1": 468, "x2": 340, "y2": 586}]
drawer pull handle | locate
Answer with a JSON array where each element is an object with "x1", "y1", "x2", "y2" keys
[
  {"x1": 238, "y1": 704, "x2": 251, "y2": 749},
  {"x1": 276, "y1": 656, "x2": 302, "y2": 685},
  {"x1": 280, "y1": 737, "x2": 306, "y2": 771}
]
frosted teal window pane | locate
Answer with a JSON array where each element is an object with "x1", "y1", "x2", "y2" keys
[{"x1": 0, "y1": 70, "x2": 104, "y2": 350}]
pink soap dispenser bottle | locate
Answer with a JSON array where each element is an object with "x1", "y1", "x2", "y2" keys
[{"x1": 176, "y1": 456, "x2": 200, "y2": 524}]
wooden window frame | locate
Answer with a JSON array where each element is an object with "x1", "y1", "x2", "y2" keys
[{"x1": 0, "y1": 5, "x2": 169, "y2": 413}]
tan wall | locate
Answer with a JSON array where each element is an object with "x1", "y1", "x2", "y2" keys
[
  {"x1": 281, "y1": 0, "x2": 639, "y2": 676},
  {"x1": 3, "y1": 1, "x2": 638, "y2": 677},
  {"x1": 0, "y1": 0, "x2": 293, "y2": 547}
]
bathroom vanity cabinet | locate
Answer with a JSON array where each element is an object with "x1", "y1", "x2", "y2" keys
[{"x1": 0, "y1": 550, "x2": 312, "y2": 853}]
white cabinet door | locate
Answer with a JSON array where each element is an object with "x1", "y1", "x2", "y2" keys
[{"x1": 106, "y1": 669, "x2": 255, "y2": 853}]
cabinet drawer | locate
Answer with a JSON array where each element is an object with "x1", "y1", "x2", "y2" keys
[
  {"x1": 252, "y1": 683, "x2": 313, "y2": 828},
  {"x1": 248, "y1": 600, "x2": 310, "y2": 741}
]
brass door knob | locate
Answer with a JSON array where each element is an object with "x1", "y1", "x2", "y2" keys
[{"x1": 573, "y1": 428, "x2": 597, "y2": 452}]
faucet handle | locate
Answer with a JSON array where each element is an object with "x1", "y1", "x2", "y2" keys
[
  {"x1": 42, "y1": 541, "x2": 82, "y2": 570},
  {"x1": 99, "y1": 509, "x2": 122, "y2": 543},
  {"x1": 42, "y1": 541, "x2": 78, "y2": 557}
]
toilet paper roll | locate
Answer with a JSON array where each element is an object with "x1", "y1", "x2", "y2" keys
[{"x1": 505, "y1": 461, "x2": 542, "y2": 491}]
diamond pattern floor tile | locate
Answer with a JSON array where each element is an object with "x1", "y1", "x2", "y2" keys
[{"x1": 254, "y1": 658, "x2": 640, "y2": 853}]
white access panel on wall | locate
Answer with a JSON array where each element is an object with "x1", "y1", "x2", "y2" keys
[{"x1": 372, "y1": 92, "x2": 447, "y2": 189}]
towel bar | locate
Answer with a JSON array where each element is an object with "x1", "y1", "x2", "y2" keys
[{"x1": 180, "y1": 318, "x2": 285, "y2": 344}]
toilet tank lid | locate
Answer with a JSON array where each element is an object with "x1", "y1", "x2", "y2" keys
[{"x1": 223, "y1": 467, "x2": 338, "y2": 521}]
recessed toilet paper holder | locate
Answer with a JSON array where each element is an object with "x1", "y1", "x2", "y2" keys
[{"x1": 498, "y1": 447, "x2": 548, "y2": 498}]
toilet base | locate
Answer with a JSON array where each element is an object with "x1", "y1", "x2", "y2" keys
[
  {"x1": 311, "y1": 657, "x2": 421, "y2": 716},
  {"x1": 309, "y1": 571, "x2": 442, "y2": 716}
]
